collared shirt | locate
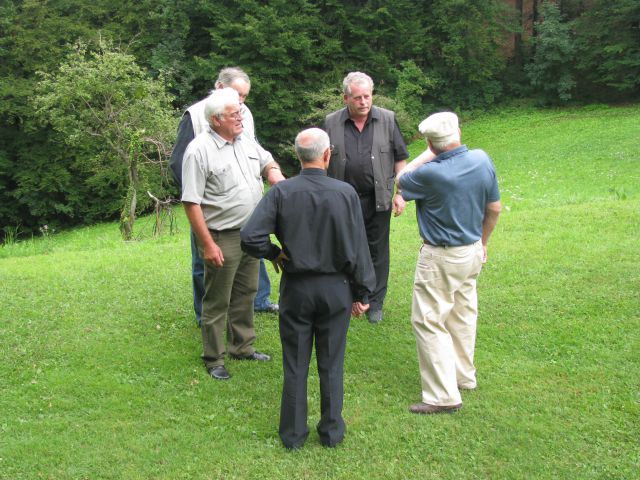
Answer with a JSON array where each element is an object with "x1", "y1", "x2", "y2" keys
[
  {"x1": 240, "y1": 168, "x2": 376, "y2": 302},
  {"x1": 342, "y1": 109, "x2": 409, "y2": 194},
  {"x1": 181, "y1": 127, "x2": 273, "y2": 230},
  {"x1": 399, "y1": 145, "x2": 501, "y2": 246},
  {"x1": 169, "y1": 102, "x2": 256, "y2": 188}
]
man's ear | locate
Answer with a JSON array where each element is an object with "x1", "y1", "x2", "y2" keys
[{"x1": 324, "y1": 148, "x2": 331, "y2": 169}]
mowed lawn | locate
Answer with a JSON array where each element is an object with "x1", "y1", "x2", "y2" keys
[{"x1": 1, "y1": 105, "x2": 638, "y2": 479}]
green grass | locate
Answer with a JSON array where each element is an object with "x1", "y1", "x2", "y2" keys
[{"x1": 1, "y1": 104, "x2": 639, "y2": 479}]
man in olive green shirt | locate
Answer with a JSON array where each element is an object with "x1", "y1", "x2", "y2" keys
[{"x1": 181, "y1": 87, "x2": 285, "y2": 380}]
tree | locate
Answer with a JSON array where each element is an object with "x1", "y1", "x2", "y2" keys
[
  {"x1": 393, "y1": 60, "x2": 437, "y2": 126},
  {"x1": 35, "y1": 43, "x2": 176, "y2": 239},
  {"x1": 526, "y1": 1, "x2": 576, "y2": 104},
  {"x1": 573, "y1": 0, "x2": 640, "y2": 99}
]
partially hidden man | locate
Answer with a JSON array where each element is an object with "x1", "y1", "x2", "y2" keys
[
  {"x1": 181, "y1": 87, "x2": 285, "y2": 381},
  {"x1": 241, "y1": 128, "x2": 375, "y2": 449},
  {"x1": 169, "y1": 66, "x2": 278, "y2": 327},
  {"x1": 396, "y1": 112, "x2": 501, "y2": 414},
  {"x1": 324, "y1": 71, "x2": 409, "y2": 324}
]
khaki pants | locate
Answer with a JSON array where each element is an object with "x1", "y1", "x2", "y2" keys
[
  {"x1": 198, "y1": 230, "x2": 259, "y2": 368},
  {"x1": 411, "y1": 241, "x2": 483, "y2": 405}
]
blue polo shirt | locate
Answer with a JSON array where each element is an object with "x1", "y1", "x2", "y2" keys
[{"x1": 399, "y1": 145, "x2": 500, "y2": 246}]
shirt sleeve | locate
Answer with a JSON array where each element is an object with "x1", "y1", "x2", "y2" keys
[
  {"x1": 255, "y1": 141, "x2": 275, "y2": 172},
  {"x1": 169, "y1": 113, "x2": 194, "y2": 190},
  {"x1": 399, "y1": 166, "x2": 430, "y2": 201},
  {"x1": 487, "y1": 160, "x2": 501, "y2": 202},
  {"x1": 180, "y1": 142, "x2": 206, "y2": 204},
  {"x1": 392, "y1": 116, "x2": 409, "y2": 162},
  {"x1": 240, "y1": 188, "x2": 282, "y2": 260}
]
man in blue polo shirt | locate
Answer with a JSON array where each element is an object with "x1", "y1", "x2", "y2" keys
[{"x1": 397, "y1": 112, "x2": 501, "y2": 414}]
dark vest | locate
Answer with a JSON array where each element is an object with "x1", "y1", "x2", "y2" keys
[{"x1": 324, "y1": 106, "x2": 396, "y2": 212}]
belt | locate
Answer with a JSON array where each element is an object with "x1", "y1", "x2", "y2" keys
[
  {"x1": 209, "y1": 228, "x2": 241, "y2": 234},
  {"x1": 423, "y1": 240, "x2": 450, "y2": 248},
  {"x1": 423, "y1": 240, "x2": 477, "y2": 248},
  {"x1": 356, "y1": 191, "x2": 374, "y2": 198}
]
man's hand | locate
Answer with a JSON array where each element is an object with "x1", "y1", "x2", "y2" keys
[
  {"x1": 203, "y1": 242, "x2": 224, "y2": 267},
  {"x1": 482, "y1": 244, "x2": 488, "y2": 264},
  {"x1": 271, "y1": 250, "x2": 290, "y2": 273},
  {"x1": 351, "y1": 302, "x2": 370, "y2": 317},
  {"x1": 392, "y1": 193, "x2": 406, "y2": 217}
]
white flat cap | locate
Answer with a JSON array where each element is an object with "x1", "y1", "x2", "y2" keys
[{"x1": 418, "y1": 112, "x2": 459, "y2": 143}]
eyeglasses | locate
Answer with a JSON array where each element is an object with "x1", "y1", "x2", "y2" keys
[
  {"x1": 225, "y1": 110, "x2": 242, "y2": 120},
  {"x1": 329, "y1": 144, "x2": 334, "y2": 152}
]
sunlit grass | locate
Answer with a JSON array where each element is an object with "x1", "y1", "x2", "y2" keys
[{"x1": 1, "y1": 104, "x2": 638, "y2": 479}]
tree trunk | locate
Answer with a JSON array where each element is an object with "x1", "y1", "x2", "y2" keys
[{"x1": 120, "y1": 158, "x2": 139, "y2": 240}]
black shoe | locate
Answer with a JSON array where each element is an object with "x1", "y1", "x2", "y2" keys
[
  {"x1": 367, "y1": 309, "x2": 383, "y2": 324},
  {"x1": 207, "y1": 365, "x2": 231, "y2": 380},
  {"x1": 230, "y1": 351, "x2": 271, "y2": 361},
  {"x1": 255, "y1": 303, "x2": 279, "y2": 314}
]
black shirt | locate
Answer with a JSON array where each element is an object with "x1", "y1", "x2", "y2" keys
[
  {"x1": 342, "y1": 109, "x2": 409, "y2": 194},
  {"x1": 240, "y1": 168, "x2": 376, "y2": 302}
]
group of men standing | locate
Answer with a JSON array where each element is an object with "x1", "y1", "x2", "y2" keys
[{"x1": 170, "y1": 68, "x2": 501, "y2": 449}]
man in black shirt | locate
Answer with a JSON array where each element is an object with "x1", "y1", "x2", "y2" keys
[
  {"x1": 324, "y1": 72, "x2": 409, "y2": 323},
  {"x1": 241, "y1": 128, "x2": 375, "y2": 449}
]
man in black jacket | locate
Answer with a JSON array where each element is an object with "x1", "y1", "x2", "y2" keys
[{"x1": 241, "y1": 128, "x2": 375, "y2": 449}]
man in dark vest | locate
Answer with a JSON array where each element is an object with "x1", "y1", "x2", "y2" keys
[{"x1": 324, "y1": 72, "x2": 409, "y2": 324}]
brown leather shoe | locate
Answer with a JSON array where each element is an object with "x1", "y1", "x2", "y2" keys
[{"x1": 409, "y1": 402, "x2": 462, "y2": 414}]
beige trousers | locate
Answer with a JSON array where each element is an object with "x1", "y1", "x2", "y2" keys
[{"x1": 411, "y1": 241, "x2": 483, "y2": 405}]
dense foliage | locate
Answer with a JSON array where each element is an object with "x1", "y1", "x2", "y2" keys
[
  {"x1": 35, "y1": 44, "x2": 176, "y2": 239},
  {"x1": 526, "y1": 1, "x2": 576, "y2": 103},
  {"x1": 0, "y1": 0, "x2": 638, "y2": 237}
]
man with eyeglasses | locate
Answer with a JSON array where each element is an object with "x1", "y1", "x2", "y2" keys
[
  {"x1": 170, "y1": 67, "x2": 279, "y2": 328},
  {"x1": 324, "y1": 72, "x2": 409, "y2": 324},
  {"x1": 240, "y1": 128, "x2": 375, "y2": 449},
  {"x1": 181, "y1": 87, "x2": 285, "y2": 380}
]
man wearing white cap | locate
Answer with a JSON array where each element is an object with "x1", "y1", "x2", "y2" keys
[{"x1": 396, "y1": 112, "x2": 501, "y2": 414}]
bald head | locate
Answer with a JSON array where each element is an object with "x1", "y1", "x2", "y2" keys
[{"x1": 295, "y1": 128, "x2": 331, "y2": 167}]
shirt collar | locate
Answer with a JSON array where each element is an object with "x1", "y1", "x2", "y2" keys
[
  {"x1": 434, "y1": 145, "x2": 468, "y2": 162},
  {"x1": 208, "y1": 126, "x2": 241, "y2": 148},
  {"x1": 340, "y1": 106, "x2": 379, "y2": 125},
  {"x1": 300, "y1": 168, "x2": 327, "y2": 176}
]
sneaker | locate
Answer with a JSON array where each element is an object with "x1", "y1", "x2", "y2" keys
[{"x1": 255, "y1": 303, "x2": 279, "y2": 314}]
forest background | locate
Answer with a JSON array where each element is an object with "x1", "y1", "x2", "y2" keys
[{"x1": 1, "y1": 0, "x2": 638, "y2": 238}]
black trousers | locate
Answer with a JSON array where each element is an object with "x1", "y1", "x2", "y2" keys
[
  {"x1": 359, "y1": 194, "x2": 392, "y2": 311},
  {"x1": 278, "y1": 272, "x2": 352, "y2": 449}
]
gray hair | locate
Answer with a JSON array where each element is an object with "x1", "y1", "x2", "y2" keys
[
  {"x1": 343, "y1": 71, "x2": 374, "y2": 96},
  {"x1": 215, "y1": 67, "x2": 251, "y2": 89},
  {"x1": 295, "y1": 128, "x2": 330, "y2": 164},
  {"x1": 203, "y1": 88, "x2": 240, "y2": 122}
]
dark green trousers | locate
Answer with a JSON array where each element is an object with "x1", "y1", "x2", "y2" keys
[{"x1": 198, "y1": 229, "x2": 259, "y2": 368}]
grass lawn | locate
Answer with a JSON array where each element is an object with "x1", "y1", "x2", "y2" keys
[{"x1": 1, "y1": 104, "x2": 638, "y2": 479}]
